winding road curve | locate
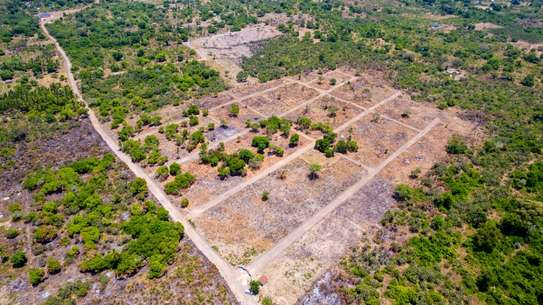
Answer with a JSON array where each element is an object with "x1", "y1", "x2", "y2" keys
[{"x1": 39, "y1": 17, "x2": 253, "y2": 305}]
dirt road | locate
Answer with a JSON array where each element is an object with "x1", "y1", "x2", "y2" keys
[
  {"x1": 188, "y1": 77, "x2": 363, "y2": 219},
  {"x1": 247, "y1": 117, "x2": 441, "y2": 274},
  {"x1": 39, "y1": 18, "x2": 254, "y2": 305}
]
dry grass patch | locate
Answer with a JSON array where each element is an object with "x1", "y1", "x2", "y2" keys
[
  {"x1": 194, "y1": 156, "x2": 367, "y2": 265},
  {"x1": 284, "y1": 95, "x2": 363, "y2": 132},
  {"x1": 209, "y1": 102, "x2": 263, "y2": 130},
  {"x1": 309, "y1": 70, "x2": 352, "y2": 91},
  {"x1": 338, "y1": 114, "x2": 418, "y2": 167},
  {"x1": 248, "y1": 83, "x2": 319, "y2": 116},
  {"x1": 229, "y1": 78, "x2": 287, "y2": 98}
]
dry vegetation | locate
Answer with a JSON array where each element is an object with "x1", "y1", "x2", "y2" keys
[{"x1": 95, "y1": 67, "x2": 477, "y2": 303}]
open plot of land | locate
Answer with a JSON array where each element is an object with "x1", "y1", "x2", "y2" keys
[
  {"x1": 380, "y1": 124, "x2": 449, "y2": 184},
  {"x1": 186, "y1": 25, "x2": 282, "y2": 82},
  {"x1": 188, "y1": 25, "x2": 282, "y2": 63},
  {"x1": 257, "y1": 176, "x2": 395, "y2": 304},
  {"x1": 229, "y1": 78, "x2": 287, "y2": 99},
  {"x1": 249, "y1": 83, "x2": 319, "y2": 116},
  {"x1": 196, "y1": 92, "x2": 235, "y2": 109},
  {"x1": 209, "y1": 103, "x2": 263, "y2": 130},
  {"x1": 194, "y1": 156, "x2": 367, "y2": 265},
  {"x1": 328, "y1": 78, "x2": 390, "y2": 109},
  {"x1": 173, "y1": 160, "x2": 244, "y2": 209},
  {"x1": 308, "y1": 70, "x2": 353, "y2": 91},
  {"x1": 328, "y1": 71, "x2": 399, "y2": 107},
  {"x1": 94, "y1": 68, "x2": 477, "y2": 304},
  {"x1": 284, "y1": 95, "x2": 363, "y2": 131},
  {"x1": 378, "y1": 95, "x2": 444, "y2": 130},
  {"x1": 329, "y1": 78, "x2": 370, "y2": 103},
  {"x1": 172, "y1": 132, "x2": 310, "y2": 210},
  {"x1": 338, "y1": 114, "x2": 418, "y2": 167},
  {"x1": 380, "y1": 116, "x2": 474, "y2": 184}
]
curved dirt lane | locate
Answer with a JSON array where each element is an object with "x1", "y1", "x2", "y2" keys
[{"x1": 39, "y1": 18, "x2": 252, "y2": 305}]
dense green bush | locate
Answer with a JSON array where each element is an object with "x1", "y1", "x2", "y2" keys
[
  {"x1": 164, "y1": 172, "x2": 195, "y2": 195},
  {"x1": 19, "y1": 155, "x2": 185, "y2": 282},
  {"x1": 11, "y1": 251, "x2": 27, "y2": 268},
  {"x1": 28, "y1": 268, "x2": 45, "y2": 286},
  {"x1": 47, "y1": 257, "x2": 62, "y2": 274}
]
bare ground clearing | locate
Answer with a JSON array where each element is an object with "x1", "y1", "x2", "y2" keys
[
  {"x1": 169, "y1": 130, "x2": 310, "y2": 210},
  {"x1": 284, "y1": 96, "x2": 364, "y2": 132},
  {"x1": 252, "y1": 83, "x2": 320, "y2": 116},
  {"x1": 307, "y1": 70, "x2": 353, "y2": 91},
  {"x1": 338, "y1": 115, "x2": 418, "y2": 167},
  {"x1": 185, "y1": 25, "x2": 282, "y2": 83},
  {"x1": 209, "y1": 103, "x2": 263, "y2": 130},
  {"x1": 194, "y1": 156, "x2": 367, "y2": 265},
  {"x1": 89, "y1": 66, "x2": 479, "y2": 304},
  {"x1": 257, "y1": 176, "x2": 395, "y2": 304}
]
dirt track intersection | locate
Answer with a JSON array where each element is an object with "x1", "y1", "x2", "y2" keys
[{"x1": 104, "y1": 68, "x2": 476, "y2": 304}]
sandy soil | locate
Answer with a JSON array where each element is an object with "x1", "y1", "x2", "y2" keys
[{"x1": 186, "y1": 25, "x2": 282, "y2": 83}]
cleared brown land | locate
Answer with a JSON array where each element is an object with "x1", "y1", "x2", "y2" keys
[
  {"x1": 97, "y1": 68, "x2": 478, "y2": 304},
  {"x1": 185, "y1": 25, "x2": 283, "y2": 83},
  {"x1": 338, "y1": 114, "x2": 418, "y2": 167},
  {"x1": 284, "y1": 95, "x2": 363, "y2": 131},
  {"x1": 194, "y1": 156, "x2": 367, "y2": 265}
]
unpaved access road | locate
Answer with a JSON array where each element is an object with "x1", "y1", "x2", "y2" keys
[{"x1": 39, "y1": 16, "x2": 255, "y2": 305}]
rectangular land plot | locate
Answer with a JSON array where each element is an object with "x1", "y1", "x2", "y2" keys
[
  {"x1": 193, "y1": 155, "x2": 367, "y2": 265},
  {"x1": 257, "y1": 208, "x2": 379, "y2": 305},
  {"x1": 195, "y1": 92, "x2": 234, "y2": 109},
  {"x1": 338, "y1": 114, "x2": 418, "y2": 167},
  {"x1": 251, "y1": 83, "x2": 319, "y2": 116},
  {"x1": 283, "y1": 95, "x2": 363, "y2": 133},
  {"x1": 208, "y1": 103, "x2": 263, "y2": 130},
  {"x1": 377, "y1": 95, "x2": 443, "y2": 130},
  {"x1": 328, "y1": 78, "x2": 374, "y2": 108},
  {"x1": 172, "y1": 161, "x2": 245, "y2": 209},
  {"x1": 176, "y1": 133, "x2": 310, "y2": 210},
  {"x1": 308, "y1": 70, "x2": 353, "y2": 91},
  {"x1": 229, "y1": 78, "x2": 287, "y2": 98},
  {"x1": 359, "y1": 74, "x2": 398, "y2": 104},
  {"x1": 380, "y1": 123, "x2": 452, "y2": 184},
  {"x1": 335, "y1": 175, "x2": 396, "y2": 224},
  {"x1": 255, "y1": 177, "x2": 395, "y2": 304}
]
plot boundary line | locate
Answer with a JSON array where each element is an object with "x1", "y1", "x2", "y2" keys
[
  {"x1": 187, "y1": 91, "x2": 401, "y2": 219},
  {"x1": 39, "y1": 18, "x2": 255, "y2": 305},
  {"x1": 246, "y1": 118, "x2": 441, "y2": 274}
]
